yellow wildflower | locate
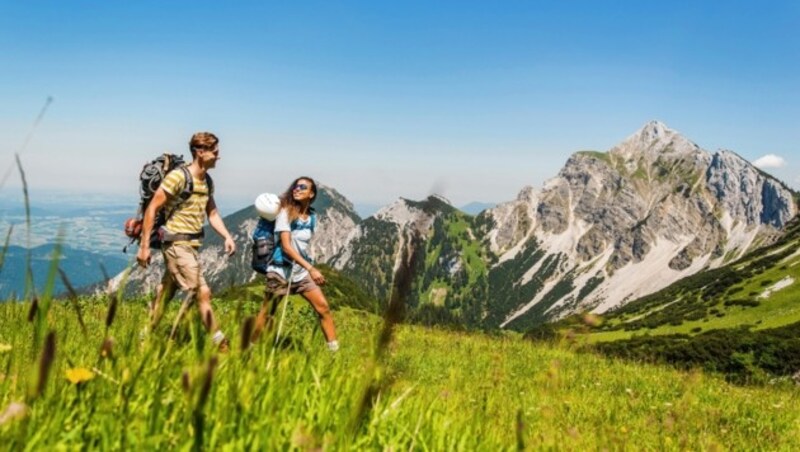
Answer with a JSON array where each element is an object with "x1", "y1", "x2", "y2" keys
[{"x1": 65, "y1": 367, "x2": 94, "y2": 384}]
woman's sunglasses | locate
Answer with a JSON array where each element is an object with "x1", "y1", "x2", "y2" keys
[{"x1": 293, "y1": 183, "x2": 310, "y2": 191}]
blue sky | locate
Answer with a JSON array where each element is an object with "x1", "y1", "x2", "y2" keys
[{"x1": 1, "y1": 0, "x2": 798, "y2": 213}]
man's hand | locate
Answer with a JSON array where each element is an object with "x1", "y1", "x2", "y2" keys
[
  {"x1": 224, "y1": 236, "x2": 236, "y2": 256},
  {"x1": 309, "y1": 267, "x2": 325, "y2": 285},
  {"x1": 136, "y1": 246, "x2": 151, "y2": 268}
]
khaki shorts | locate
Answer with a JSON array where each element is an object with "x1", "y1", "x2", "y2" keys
[
  {"x1": 162, "y1": 243, "x2": 208, "y2": 292},
  {"x1": 265, "y1": 271, "x2": 318, "y2": 297}
]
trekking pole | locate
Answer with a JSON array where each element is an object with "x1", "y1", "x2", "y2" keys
[
  {"x1": 267, "y1": 265, "x2": 295, "y2": 371},
  {"x1": 169, "y1": 292, "x2": 193, "y2": 341}
]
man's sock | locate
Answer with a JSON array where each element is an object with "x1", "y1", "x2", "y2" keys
[{"x1": 327, "y1": 340, "x2": 339, "y2": 352}]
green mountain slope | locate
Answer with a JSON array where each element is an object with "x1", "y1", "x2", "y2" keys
[
  {"x1": 513, "y1": 217, "x2": 800, "y2": 383},
  {"x1": 336, "y1": 197, "x2": 494, "y2": 327},
  {"x1": 588, "y1": 217, "x2": 800, "y2": 341}
]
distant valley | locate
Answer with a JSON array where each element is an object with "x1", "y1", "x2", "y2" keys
[{"x1": 0, "y1": 244, "x2": 129, "y2": 299}]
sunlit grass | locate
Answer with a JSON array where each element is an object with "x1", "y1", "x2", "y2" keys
[{"x1": 2, "y1": 297, "x2": 800, "y2": 449}]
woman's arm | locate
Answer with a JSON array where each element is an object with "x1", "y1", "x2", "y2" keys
[{"x1": 279, "y1": 231, "x2": 325, "y2": 285}]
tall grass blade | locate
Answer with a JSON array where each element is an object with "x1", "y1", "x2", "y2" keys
[
  {"x1": 58, "y1": 268, "x2": 88, "y2": 337},
  {"x1": 516, "y1": 408, "x2": 525, "y2": 451},
  {"x1": 169, "y1": 294, "x2": 193, "y2": 341},
  {"x1": 24, "y1": 267, "x2": 36, "y2": 305},
  {"x1": 197, "y1": 356, "x2": 218, "y2": 409},
  {"x1": 0, "y1": 96, "x2": 53, "y2": 190},
  {"x1": 0, "y1": 225, "x2": 13, "y2": 275},
  {"x1": 266, "y1": 266, "x2": 295, "y2": 371},
  {"x1": 378, "y1": 234, "x2": 418, "y2": 352},
  {"x1": 193, "y1": 356, "x2": 218, "y2": 452},
  {"x1": 350, "y1": 227, "x2": 422, "y2": 437},
  {"x1": 119, "y1": 346, "x2": 154, "y2": 449},
  {"x1": 99, "y1": 263, "x2": 110, "y2": 284},
  {"x1": 32, "y1": 228, "x2": 65, "y2": 350},
  {"x1": 15, "y1": 155, "x2": 34, "y2": 302}
]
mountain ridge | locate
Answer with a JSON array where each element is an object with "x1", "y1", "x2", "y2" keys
[{"x1": 107, "y1": 121, "x2": 797, "y2": 332}]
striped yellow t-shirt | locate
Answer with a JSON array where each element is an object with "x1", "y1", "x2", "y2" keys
[{"x1": 160, "y1": 168, "x2": 210, "y2": 247}]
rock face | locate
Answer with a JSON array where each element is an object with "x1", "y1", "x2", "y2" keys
[
  {"x1": 481, "y1": 121, "x2": 796, "y2": 330},
  {"x1": 328, "y1": 195, "x2": 463, "y2": 305},
  {"x1": 109, "y1": 121, "x2": 797, "y2": 333}
]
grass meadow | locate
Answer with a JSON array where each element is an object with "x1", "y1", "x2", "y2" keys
[{"x1": 2, "y1": 293, "x2": 800, "y2": 450}]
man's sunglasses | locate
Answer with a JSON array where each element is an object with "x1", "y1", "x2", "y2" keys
[
  {"x1": 293, "y1": 184, "x2": 310, "y2": 191},
  {"x1": 194, "y1": 146, "x2": 219, "y2": 155}
]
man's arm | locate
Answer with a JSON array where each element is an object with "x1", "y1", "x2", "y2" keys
[
  {"x1": 206, "y1": 196, "x2": 236, "y2": 256},
  {"x1": 136, "y1": 189, "x2": 168, "y2": 268}
]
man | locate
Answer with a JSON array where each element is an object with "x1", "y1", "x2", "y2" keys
[{"x1": 136, "y1": 132, "x2": 236, "y2": 350}]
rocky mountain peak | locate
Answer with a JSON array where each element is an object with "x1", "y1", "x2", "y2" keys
[
  {"x1": 373, "y1": 195, "x2": 456, "y2": 230},
  {"x1": 706, "y1": 149, "x2": 796, "y2": 228},
  {"x1": 318, "y1": 183, "x2": 354, "y2": 210},
  {"x1": 516, "y1": 185, "x2": 537, "y2": 203},
  {"x1": 373, "y1": 198, "x2": 429, "y2": 233},
  {"x1": 429, "y1": 193, "x2": 452, "y2": 206},
  {"x1": 316, "y1": 184, "x2": 361, "y2": 223},
  {"x1": 610, "y1": 120, "x2": 703, "y2": 162}
]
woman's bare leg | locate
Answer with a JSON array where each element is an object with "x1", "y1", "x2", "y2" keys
[{"x1": 302, "y1": 289, "x2": 337, "y2": 342}]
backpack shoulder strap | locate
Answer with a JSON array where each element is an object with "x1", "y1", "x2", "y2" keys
[
  {"x1": 205, "y1": 174, "x2": 214, "y2": 197},
  {"x1": 290, "y1": 213, "x2": 316, "y2": 232},
  {"x1": 178, "y1": 166, "x2": 194, "y2": 201}
]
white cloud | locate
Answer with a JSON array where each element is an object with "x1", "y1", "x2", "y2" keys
[{"x1": 753, "y1": 154, "x2": 786, "y2": 169}]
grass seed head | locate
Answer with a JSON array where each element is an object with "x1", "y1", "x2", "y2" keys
[
  {"x1": 100, "y1": 337, "x2": 114, "y2": 360},
  {"x1": 240, "y1": 316, "x2": 255, "y2": 352},
  {"x1": 27, "y1": 297, "x2": 39, "y2": 322},
  {"x1": 197, "y1": 356, "x2": 218, "y2": 408},
  {"x1": 58, "y1": 269, "x2": 88, "y2": 335},
  {"x1": 105, "y1": 294, "x2": 118, "y2": 329},
  {"x1": 181, "y1": 370, "x2": 191, "y2": 394},
  {"x1": 35, "y1": 331, "x2": 56, "y2": 398}
]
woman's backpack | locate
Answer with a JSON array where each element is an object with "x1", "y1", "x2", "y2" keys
[
  {"x1": 251, "y1": 218, "x2": 278, "y2": 274},
  {"x1": 250, "y1": 214, "x2": 316, "y2": 274}
]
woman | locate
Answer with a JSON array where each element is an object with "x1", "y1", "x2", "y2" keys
[{"x1": 251, "y1": 176, "x2": 339, "y2": 351}]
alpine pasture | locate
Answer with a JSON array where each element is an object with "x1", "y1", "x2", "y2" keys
[{"x1": 1, "y1": 288, "x2": 800, "y2": 450}]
